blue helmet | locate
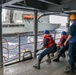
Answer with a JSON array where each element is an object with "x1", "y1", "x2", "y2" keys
[
  {"x1": 61, "y1": 31, "x2": 66, "y2": 35},
  {"x1": 44, "y1": 30, "x2": 49, "y2": 34}
]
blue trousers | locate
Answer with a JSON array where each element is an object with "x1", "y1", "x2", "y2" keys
[
  {"x1": 68, "y1": 42, "x2": 76, "y2": 66},
  {"x1": 38, "y1": 43, "x2": 57, "y2": 61},
  {"x1": 57, "y1": 46, "x2": 68, "y2": 58}
]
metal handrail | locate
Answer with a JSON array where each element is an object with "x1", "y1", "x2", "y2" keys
[
  {"x1": 2, "y1": 36, "x2": 18, "y2": 43},
  {"x1": 0, "y1": 51, "x2": 32, "y2": 67}
]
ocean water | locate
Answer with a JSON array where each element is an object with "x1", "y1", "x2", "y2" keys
[
  {"x1": 2, "y1": 26, "x2": 66, "y2": 63},
  {"x1": 56, "y1": 26, "x2": 66, "y2": 32}
]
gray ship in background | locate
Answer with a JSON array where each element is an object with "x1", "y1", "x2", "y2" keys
[{"x1": 2, "y1": 9, "x2": 61, "y2": 35}]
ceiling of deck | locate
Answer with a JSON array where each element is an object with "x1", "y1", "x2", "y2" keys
[{"x1": 2, "y1": 0, "x2": 76, "y2": 14}]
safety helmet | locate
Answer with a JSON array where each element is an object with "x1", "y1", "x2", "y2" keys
[
  {"x1": 70, "y1": 14, "x2": 76, "y2": 21},
  {"x1": 44, "y1": 30, "x2": 49, "y2": 34},
  {"x1": 61, "y1": 31, "x2": 66, "y2": 35}
]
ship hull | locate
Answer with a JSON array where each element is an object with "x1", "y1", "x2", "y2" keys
[{"x1": 2, "y1": 23, "x2": 60, "y2": 35}]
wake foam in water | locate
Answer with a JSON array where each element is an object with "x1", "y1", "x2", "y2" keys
[{"x1": 4, "y1": 42, "x2": 18, "y2": 46}]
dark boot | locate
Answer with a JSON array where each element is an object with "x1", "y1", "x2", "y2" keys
[
  {"x1": 64, "y1": 65, "x2": 74, "y2": 73},
  {"x1": 46, "y1": 54, "x2": 51, "y2": 63},
  {"x1": 61, "y1": 53, "x2": 66, "y2": 58},
  {"x1": 53, "y1": 58, "x2": 59, "y2": 62},
  {"x1": 33, "y1": 60, "x2": 40, "y2": 69}
]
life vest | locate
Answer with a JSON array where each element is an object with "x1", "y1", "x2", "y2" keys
[
  {"x1": 43, "y1": 35, "x2": 55, "y2": 48},
  {"x1": 60, "y1": 35, "x2": 67, "y2": 46}
]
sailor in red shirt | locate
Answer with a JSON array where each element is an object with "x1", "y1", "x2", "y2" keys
[
  {"x1": 53, "y1": 31, "x2": 68, "y2": 62},
  {"x1": 33, "y1": 30, "x2": 57, "y2": 69}
]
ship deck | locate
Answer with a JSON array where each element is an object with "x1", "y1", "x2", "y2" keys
[{"x1": 0, "y1": 56, "x2": 76, "y2": 75}]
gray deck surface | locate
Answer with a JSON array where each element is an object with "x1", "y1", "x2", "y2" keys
[{"x1": 0, "y1": 56, "x2": 76, "y2": 75}]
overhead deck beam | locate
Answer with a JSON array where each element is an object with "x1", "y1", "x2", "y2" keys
[
  {"x1": 25, "y1": 0, "x2": 47, "y2": 10},
  {"x1": 4, "y1": 5, "x2": 37, "y2": 11},
  {"x1": 61, "y1": 0, "x2": 75, "y2": 3},
  {"x1": 2, "y1": 0, "x2": 12, "y2": 3},
  {"x1": 38, "y1": 0, "x2": 61, "y2": 5},
  {"x1": 2, "y1": 0, "x2": 23, "y2": 7},
  {"x1": 62, "y1": 1, "x2": 76, "y2": 12},
  {"x1": 2, "y1": 0, "x2": 47, "y2": 11},
  {"x1": 1, "y1": 0, "x2": 76, "y2": 13},
  {"x1": 2, "y1": 0, "x2": 40, "y2": 11}
]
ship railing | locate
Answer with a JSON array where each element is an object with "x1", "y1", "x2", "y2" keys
[
  {"x1": 2, "y1": 34, "x2": 39, "y2": 66},
  {"x1": 2, "y1": 32, "x2": 61, "y2": 66},
  {"x1": 0, "y1": 51, "x2": 32, "y2": 67}
]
